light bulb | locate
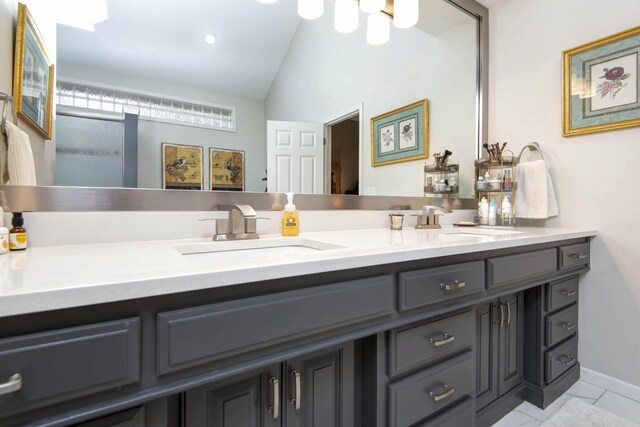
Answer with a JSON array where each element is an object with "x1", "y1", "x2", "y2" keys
[
  {"x1": 367, "y1": 12, "x2": 390, "y2": 45},
  {"x1": 360, "y1": 0, "x2": 385, "y2": 14},
  {"x1": 203, "y1": 34, "x2": 217, "y2": 45},
  {"x1": 393, "y1": 0, "x2": 418, "y2": 28},
  {"x1": 334, "y1": 0, "x2": 358, "y2": 33},
  {"x1": 298, "y1": 0, "x2": 324, "y2": 20},
  {"x1": 257, "y1": 0, "x2": 278, "y2": 3}
]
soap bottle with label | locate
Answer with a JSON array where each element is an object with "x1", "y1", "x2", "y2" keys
[
  {"x1": 502, "y1": 196, "x2": 513, "y2": 226},
  {"x1": 479, "y1": 197, "x2": 489, "y2": 225},
  {"x1": 282, "y1": 192, "x2": 299, "y2": 236},
  {"x1": 9, "y1": 212, "x2": 27, "y2": 251}
]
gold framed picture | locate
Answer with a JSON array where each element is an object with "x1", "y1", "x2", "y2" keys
[
  {"x1": 209, "y1": 148, "x2": 245, "y2": 191},
  {"x1": 563, "y1": 26, "x2": 640, "y2": 136},
  {"x1": 162, "y1": 143, "x2": 203, "y2": 190},
  {"x1": 370, "y1": 99, "x2": 429, "y2": 167},
  {"x1": 13, "y1": 3, "x2": 54, "y2": 139}
]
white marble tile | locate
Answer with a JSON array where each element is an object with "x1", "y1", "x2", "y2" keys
[
  {"x1": 492, "y1": 410, "x2": 541, "y2": 426},
  {"x1": 594, "y1": 391, "x2": 640, "y2": 425},
  {"x1": 565, "y1": 380, "x2": 607, "y2": 404},
  {"x1": 516, "y1": 380, "x2": 606, "y2": 421}
]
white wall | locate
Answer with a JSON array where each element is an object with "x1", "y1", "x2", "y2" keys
[
  {"x1": 58, "y1": 63, "x2": 267, "y2": 192},
  {"x1": 265, "y1": 5, "x2": 477, "y2": 197},
  {"x1": 1, "y1": 0, "x2": 56, "y2": 185},
  {"x1": 488, "y1": 0, "x2": 640, "y2": 386}
]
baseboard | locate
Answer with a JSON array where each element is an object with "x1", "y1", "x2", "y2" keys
[{"x1": 581, "y1": 367, "x2": 640, "y2": 403}]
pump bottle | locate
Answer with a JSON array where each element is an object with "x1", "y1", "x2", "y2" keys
[{"x1": 282, "y1": 192, "x2": 299, "y2": 236}]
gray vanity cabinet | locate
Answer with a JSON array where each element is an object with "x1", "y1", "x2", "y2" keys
[
  {"x1": 184, "y1": 344, "x2": 353, "y2": 427},
  {"x1": 475, "y1": 292, "x2": 524, "y2": 411}
]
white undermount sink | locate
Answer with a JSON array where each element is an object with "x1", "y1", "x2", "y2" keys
[
  {"x1": 175, "y1": 237, "x2": 344, "y2": 260},
  {"x1": 440, "y1": 228, "x2": 524, "y2": 237}
]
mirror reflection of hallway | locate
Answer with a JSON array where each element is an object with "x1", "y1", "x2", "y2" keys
[{"x1": 328, "y1": 115, "x2": 359, "y2": 195}]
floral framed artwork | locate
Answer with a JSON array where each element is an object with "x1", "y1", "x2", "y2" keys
[
  {"x1": 563, "y1": 26, "x2": 640, "y2": 136},
  {"x1": 370, "y1": 99, "x2": 428, "y2": 166},
  {"x1": 162, "y1": 143, "x2": 203, "y2": 190},
  {"x1": 13, "y1": 3, "x2": 54, "y2": 139},
  {"x1": 210, "y1": 148, "x2": 245, "y2": 191}
]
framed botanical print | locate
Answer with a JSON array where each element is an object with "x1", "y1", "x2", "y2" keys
[
  {"x1": 209, "y1": 148, "x2": 245, "y2": 191},
  {"x1": 162, "y1": 143, "x2": 203, "y2": 190},
  {"x1": 370, "y1": 99, "x2": 429, "y2": 166},
  {"x1": 563, "y1": 26, "x2": 640, "y2": 136},
  {"x1": 13, "y1": 3, "x2": 54, "y2": 139}
]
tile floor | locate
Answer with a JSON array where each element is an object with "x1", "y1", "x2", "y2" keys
[{"x1": 492, "y1": 380, "x2": 640, "y2": 426}]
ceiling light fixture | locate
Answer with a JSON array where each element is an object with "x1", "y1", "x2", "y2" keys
[
  {"x1": 203, "y1": 34, "x2": 217, "y2": 45},
  {"x1": 334, "y1": 0, "x2": 359, "y2": 33},
  {"x1": 359, "y1": 0, "x2": 385, "y2": 14},
  {"x1": 298, "y1": 0, "x2": 324, "y2": 20},
  {"x1": 393, "y1": 0, "x2": 418, "y2": 29},
  {"x1": 366, "y1": 12, "x2": 390, "y2": 45}
]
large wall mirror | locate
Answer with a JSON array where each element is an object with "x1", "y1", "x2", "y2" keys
[{"x1": 2, "y1": 0, "x2": 487, "y2": 210}]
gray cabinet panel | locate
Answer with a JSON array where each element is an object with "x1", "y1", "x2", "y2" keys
[
  {"x1": 157, "y1": 276, "x2": 393, "y2": 374},
  {"x1": 545, "y1": 337, "x2": 578, "y2": 384},
  {"x1": 398, "y1": 261, "x2": 484, "y2": 312},
  {"x1": 0, "y1": 318, "x2": 140, "y2": 415},
  {"x1": 559, "y1": 243, "x2": 590, "y2": 271},
  {"x1": 475, "y1": 302, "x2": 499, "y2": 410},
  {"x1": 391, "y1": 310, "x2": 475, "y2": 377},
  {"x1": 487, "y1": 249, "x2": 557, "y2": 289},
  {"x1": 388, "y1": 351, "x2": 473, "y2": 427},
  {"x1": 545, "y1": 304, "x2": 578, "y2": 348},
  {"x1": 546, "y1": 276, "x2": 579, "y2": 312},
  {"x1": 498, "y1": 294, "x2": 524, "y2": 395},
  {"x1": 71, "y1": 406, "x2": 145, "y2": 427},
  {"x1": 416, "y1": 397, "x2": 474, "y2": 427}
]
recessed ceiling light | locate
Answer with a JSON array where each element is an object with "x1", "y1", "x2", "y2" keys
[{"x1": 203, "y1": 33, "x2": 217, "y2": 45}]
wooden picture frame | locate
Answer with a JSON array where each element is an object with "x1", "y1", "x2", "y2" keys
[
  {"x1": 563, "y1": 26, "x2": 640, "y2": 136},
  {"x1": 13, "y1": 3, "x2": 54, "y2": 139},
  {"x1": 209, "y1": 148, "x2": 245, "y2": 191},
  {"x1": 370, "y1": 99, "x2": 429, "y2": 167},
  {"x1": 162, "y1": 143, "x2": 203, "y2": 190}
]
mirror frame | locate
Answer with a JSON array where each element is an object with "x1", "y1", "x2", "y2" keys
[{"x1": 0, "y1": 0, "x2": 488, "y2": 212}]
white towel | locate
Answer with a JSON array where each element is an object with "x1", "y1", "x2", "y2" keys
[
  {"x1": 514, "y1": 159, "x2": 558, "y2": 219},
  {"x1": 4, "y1": 121, "x2": 36, "y2": 186}
]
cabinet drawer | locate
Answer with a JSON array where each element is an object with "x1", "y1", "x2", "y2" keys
[
  {"x1": 398, "y1": 261, "x2": 484, "y2": 312},
  {"x1": 546, "y1": 276, "x2": 579, "y2": 312},
  {"x1": 391, "y1": 311, "x2": 474, "y2": 376},
  {"x1": 416, "y1": 397, "x2": 473, "y2": 427},
  {"x1": 487, "y1": 249, "x2": 557, "y2": 289},
  {"x1": 388, "y1": 351, "x2": 473, "y2": 427},
  {"x1": 545, "y1": 336, "x2": 578, "y2": 384},
  {"x1": 157, "y1": 275, "x2": 394, "y2": 374},
  {"x1": 0, "y1": 318, "x2": 140, "y2": 414},
  {"x1": 546, "y1": 304, "x2": 578, "y2": 347},
  {"x1": 559, "y1": 243, "x2": 590, "y2": 271}
]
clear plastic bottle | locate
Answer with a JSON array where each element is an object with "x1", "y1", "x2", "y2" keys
[
  {"x1": 502, "y1": 196, "x2": 513, "y2": 226},
  {"x1": 488, "y1": 198, "x2": 497, "y2": 226},
  {"x1": 479, "y1": 197, "x2": 489, "y2": 225}
]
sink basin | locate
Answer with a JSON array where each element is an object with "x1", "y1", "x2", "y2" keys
[
  {"x1": 441, "y1": 228, "x2": 524, "y2": 237},
  {"x1": 175, "y1": 237, "x2": 344, "y2": 260}
]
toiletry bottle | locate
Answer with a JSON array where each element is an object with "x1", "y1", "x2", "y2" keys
[
  {"x1": 479, "y1": 197, "x2": 489, "y2": 225},
  {"x1": 0, "y1": 208, "x2": 8, "y2": 254},
  {"x1": 484, "y1": 171, "x2": 491, "y2": 181},
  {"x1": 502, "y1": 196, "x2": 512, "y2": 226},
  {"x1": 9, "y1": 212, "x2": 27, "y2": 251},
  {"x1": 488, "y1": 198, "x2": 497, "y2": 226},
  {"x1": 282, "y1": 192, "x2": 299, "y2": 236}
]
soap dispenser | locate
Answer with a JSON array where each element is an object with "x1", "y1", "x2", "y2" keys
[{"x1": 282, "y1": 192, "x2": 299, "y2": 236}]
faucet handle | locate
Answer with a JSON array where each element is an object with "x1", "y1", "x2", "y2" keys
[{"x1": 200, "y1": 218, "x2": 230, "y2": 239}]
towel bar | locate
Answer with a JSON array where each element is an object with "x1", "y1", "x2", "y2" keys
[{"x1": 517, "y1": 141, "x2": 546, "y2": 163}]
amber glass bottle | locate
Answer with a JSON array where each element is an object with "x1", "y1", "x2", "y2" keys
[{"x1": 9, "y1": 212, "x2": 27, "y2": 251}]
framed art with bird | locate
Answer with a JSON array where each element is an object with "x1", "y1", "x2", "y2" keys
[
  {"x1": 209, "y1": 148, "x2": 245, "y2": 191},
  {"x1": 162, "y1": 143, "x2": 203, "y2": 190}
]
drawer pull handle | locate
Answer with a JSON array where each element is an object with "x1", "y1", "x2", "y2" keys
[
  {"x1": 440, "y1": 280, "x2": 466, "y2": 291},
  {"x1": 569, "y1": 253, "x2": 588, "y2": 260},
  {"x1": 494, "y1": 303, "x2": 505, "y2": 328},
  {"x1": 268, "y1": 377, "x2": 279, "y2": 419},
  {"x1": 560, "y1": 289, "x2": 577, "y2": 296},
  {"x1": 290, "y1": 370, "x2": 301, "y2": 410},
  {"x1": 429, "y1": 384, "x2": 455, "y2": 402},
  {"x1": 506, "y1": 302, "x2": 512, "y2": 326},
  {"x1": 429, "y1": 334, "x2": 455, "y2": 347},
  {"x1": 0, "y1": 374, "x2": 22, "y2": 396},
  {"x1": 558, "y1": 355, "x2": 576, "y2": 366},
  {"x1": 560, "y1": 321, "x2": 577, "y2": 331}
]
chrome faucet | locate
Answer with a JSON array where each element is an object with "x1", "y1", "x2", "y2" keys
[
  {"x1": 205, "y1": 204, "x2": 268, "y2": 241},
  {"x1": 414, "y1": 205, "x2": 452, "y2": 229}
]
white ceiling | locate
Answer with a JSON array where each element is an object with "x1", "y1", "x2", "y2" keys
[{"x1": 57, "y1": 0, "x2": 302, "y2": 100}]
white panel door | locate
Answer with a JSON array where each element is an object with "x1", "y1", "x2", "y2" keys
[{"x1": 267, "y1": 121, "x2": 324, "y2": 194}]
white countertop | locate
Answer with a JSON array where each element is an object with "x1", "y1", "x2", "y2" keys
[{"x1": 0, "y1": 226, "x2": 597, "y2": 318}]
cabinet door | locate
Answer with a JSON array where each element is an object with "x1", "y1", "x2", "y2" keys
[
  {"x1": 185, "y1": 365, "x2": 280, "y2": 427},
  {"x1": 284, "y1": 344, "x2": 354, "y2": 427},
  {"x1": 498, "y1": 292, "x2": 524, "y2": 395},
  {"x1": 475, "y1": 301, "x2": 499, "y2": 411}
]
